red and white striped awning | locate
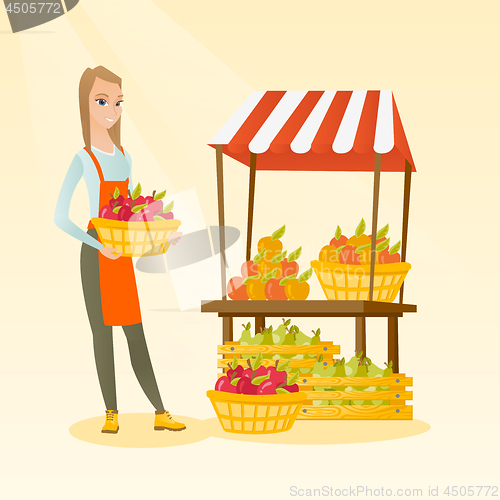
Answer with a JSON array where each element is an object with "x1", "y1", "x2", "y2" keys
[{"x1": 208, "y1": 91, "x2": 415, "y2": 172}]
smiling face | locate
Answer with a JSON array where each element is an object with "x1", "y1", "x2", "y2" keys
[{"x1": 88, "y1": 77, "x2": 123, "y2": 130}]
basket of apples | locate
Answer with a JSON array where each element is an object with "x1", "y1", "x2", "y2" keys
[
  {"x1": 91, "y1": 183, "x2": 181, "y2": 257},
  {"x1": 207, "y1": 353, "x2": 307, "y2": 434},
  {"x1": 311, "y1": 219, "x2": 411, "y2": 303}
]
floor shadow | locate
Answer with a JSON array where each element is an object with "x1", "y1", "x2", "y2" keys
[{"x1": 69, "y1": 413, "x2": 431, "y2": 448}]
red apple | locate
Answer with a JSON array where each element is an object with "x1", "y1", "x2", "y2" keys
[
  {"x1": 265, "y1": 278, "x2": 288, "y2": 300},
  {"x1": 378, "y1": 248, "x2": 401, "y2": 264},
  {"x1": 227, "y1": 277, "x2": 249, "y2": 300},
  {"x1": 256, "y1": 380, "x2": 277, "y2": 395},
  {"x1": 236, "y1": 377, "x2": 258, "y2": 395},
  {"x1": 109, "y1": 194, "x2": 124, "y2": 209},
  {"x1": 117, "y1": 206, "x2": 133, "y2": 221},
  {"x1": 214, "y1": 376, "x2": 237, "y2": 393},
  {"x1": 281, "y1": 384, "x2": 299, "y2": 393},
  {"x1": 281, "y1": 258, "x2": 299, "y2": 278},
  {"x1": 146, "y1": 200, "x2": 163, "y2": 215},
  {"x1": 99, "y1": 205, "x2": 118, "y2": 220},
  {"x1": 330, "y1": 235, "x2": 348, "y2": 247},
  {"x1": 266, "y1": 366, "x2": 286, "y2": 386},
  {"x1": 339, "y1": 245, "x2": 361, "y2": 265},
  {"x1": 241, "y1": 260, "x2": 259, "y2": 278}
]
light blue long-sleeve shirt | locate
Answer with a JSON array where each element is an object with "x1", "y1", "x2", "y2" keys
[{"x1": 54, "y1": 145, "x2": 132, "y2": 250}]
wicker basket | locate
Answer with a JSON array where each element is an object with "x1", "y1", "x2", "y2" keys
[
  {"x1": 207, "y1": 390, "x2": 307, "y2": 434},
  {"x1": 311, "y1": 260, "x2": 411, "y2": 303},
  {"x1": 91, "y1": 217, "x2": 181, "y2": 258}
]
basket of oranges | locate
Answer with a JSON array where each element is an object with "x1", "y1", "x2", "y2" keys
[
  {"x1": 311, "y1": 220, "x2": 411, "y2": 303},
  {"x1": 91, "y1": 184, "x2": 181, "y2": 258}
]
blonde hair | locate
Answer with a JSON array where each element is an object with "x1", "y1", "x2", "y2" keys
[{"x1": 79, "y1": 66, "x2": 122, "y2": 151}]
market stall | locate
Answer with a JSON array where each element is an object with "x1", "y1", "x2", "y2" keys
[{"x1": 201, "y1": 90, "x2": 417, "y2": 373}]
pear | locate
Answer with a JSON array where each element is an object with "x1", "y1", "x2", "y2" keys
[
  {"x1": 352, "y1": 359, "x2": 369, "y2": 405},
  {"x1": 260, "y1": 326, "x2": 275, "y2": 359},
  {"x1": 281, "y1": 326, "x2": 297, "y2": 359},
  {"x1": 237, "y1": 322, "x2": 253, "y2": 359},
  {"x1": 365, "y1": 357, "x2": 384, "y2": 405},
  {"x1": 379, "y1": 360, "x2": 394, "y2": 405},
  {"x1": 274, "y1": 322, "x2": 288, "y2": 345},
  {"x1": 345, "y1": 351, "x2": 363, "y2": 376}
]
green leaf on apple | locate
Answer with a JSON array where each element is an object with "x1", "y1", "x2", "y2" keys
[
  {"x1": 276, "y1": 388, "x2": 290, "y2": 394},
  {"x1": 279, "y1": 273, "x2": 297, "y2": 286},
  {"x1": 113, "y1": 187, "x2": 120, "y2": 199},
  {"x1": 230, "y1": 377, "x2": 241, "y2": 386},
  {"x1": 389, "y1": 240, "x2": 401, "y2": 255},
  {"x1": 154, "y1": 190, "x2": 166, "y2": 201},
  {"x1": 112, "y1": 205, "x2": 122, "y2": 214},
  {"x1": 153, "y1": 215, "x2": 166, "y2": 221},
  {"x1": 376, "y1": 237, "x2": 390, "y2": 252},
  {"x1": 253, "y1": 248, "x2": 266, "y2": 263},
  {"x1": 271, "y1": 224, "x2": 286, "y2": 241},
  {"x1": 355, "y1": 218, "x2": 366, "y2": 238},
  {"x1": 231, "y1": 356, "x2": 239, "y2": 370},
  {"x1": 287, "y1": 372, "x2": 299, "y2": 385},
  {"x1": 261, "y1": 268, "x2": 278, "y2": 283},
  {"x1": 298, "y1": 268, "x2": 313, "y2": 283},
  {"x1": 335, "y1": 225, "x2": 342, "y2": 240},
  {"x1": 131, "y1": 203, "x2": 148, "y2": 213},
  {"x1": 336, "y1": 245, "x2": 346, "y2": 253},
  {"x1": 131, "y1": 183, "x2": 142, "y2": 200},
  {"x1": 252, "y1": 351, "x2": 263, "y2": 370},
  {"x1": 288, "y1": 246, "x2": 302, "y2": 263},
  {"x1": 251, "y1": 373, "x2": 270, "y2": 385},
  {"x1": 163, "y1": 201, "x2": 174, "y2": 213},
  {"x1": 277, "y1": 359, "x2": 291, "y2": 371},
  {"x1": 271, "y1": 250, "x2": 287, "y2": 263},
  {"x1": 243, "y1": 274, "x2": 260, "y2": 285},
  {"x1": 355, "y1": 243, "x2": 372, "y2": 254},
  {"x1": 376, "y1": 224, "x2": 389, "y2": 239}
]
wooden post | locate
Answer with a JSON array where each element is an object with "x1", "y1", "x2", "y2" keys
[
  {"x1": 369, "y1": 153, "x2": 382, "y2": 301},
  {"x1": 388, "y1": 316, "x2": 399, "y2": 373},
  {"x1": 216, "y1": 145, "x2": 227, "y2": 300},
  {"x1": 355, "y1": 317, "x2": 366, "y2": 357},
  {"x1": 222, "y1": 316, "x2": 233, "y2": 343},
  {"x1": 246, "y1": 153, "x2": 257, "y2": 262},
  {"x1": 255, "y1": 316, "x2": 265, "y2": 335},
  {"x1": 399, "y1": 159, "x2": 412, "y2": 304}
]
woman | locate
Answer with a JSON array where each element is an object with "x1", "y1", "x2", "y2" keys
[{"x1": 55, "y1": 66, "x2": 185, "y2": 434}]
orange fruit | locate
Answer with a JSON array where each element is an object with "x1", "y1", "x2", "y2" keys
[
  {"x1": 257, "y1": 259, "x2": 282, "y2": 279},
  {"x1": 319, "y1": 244, "x2": 339, "y2": 263},
  {"x1": 284, "y1": 279, "x2": 310, "y2": 300},
  {"x1": 258, "y1": 236, "x2": 283, "y2": 254},
  {"x1": 247, "y1": 279, "x2": 267, "y2": 300}
]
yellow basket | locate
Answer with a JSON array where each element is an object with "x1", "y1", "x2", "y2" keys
[
  {"x1": 207, "y1": 390, "x2": 307, "y2": 434},
  {"x1": 91, "y1": 217, "x2": 181, "y2": 258},
  {"x1": 311, "y1": 260, "x2": 411, "y2": 303}
]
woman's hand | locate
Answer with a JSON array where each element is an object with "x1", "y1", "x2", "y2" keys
[
  {"x1": 99, "y1": 247, "x2": 123, "y2": 259},
  {"x1": 168, "y1": 231, "x2": 182, "y2": 245}
]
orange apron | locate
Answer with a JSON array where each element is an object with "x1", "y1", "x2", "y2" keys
[{"x1": 85, "y1": 146, "x2": 142, "y2": 327}]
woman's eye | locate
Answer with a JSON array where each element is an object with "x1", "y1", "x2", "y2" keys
[
  {"x1": 96, "y1": 99, "x2": 108, "y2": 106},
  {"x1": 116, "y1": 101, "x2": 123, "y2": 107}
]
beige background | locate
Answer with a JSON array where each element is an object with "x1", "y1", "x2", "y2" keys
[{"x1": 1, "y1": 0, "x2": 499, "y2": 498}]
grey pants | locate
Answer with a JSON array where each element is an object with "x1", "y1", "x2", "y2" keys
[{"x1": 80, "y1": 229, "x2": 165, "y2": 411}]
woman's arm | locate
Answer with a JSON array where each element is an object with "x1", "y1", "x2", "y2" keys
[{"x1": 54, "y1": 154, "x2": 104, "y2": 250}]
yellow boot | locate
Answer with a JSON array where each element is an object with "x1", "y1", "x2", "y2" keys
[
  {"x1": 101, "y1": 410, "x2": 119, "y2": 434},
  {"x1": 154, "y1": 410, "x2": 186, "y2": 431}
]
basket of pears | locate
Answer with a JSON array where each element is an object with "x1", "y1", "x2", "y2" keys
[
  {"x1": 311, "y1": 219, "x2": 411, "y2": 302},
  {"x1": 91, "y1": 183, "x2": 181, "y2": 257}
]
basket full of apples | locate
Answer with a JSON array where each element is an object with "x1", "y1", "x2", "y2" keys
[
  {"x1": 311, "y1": 219, "x2": 411, "y2": 303},
  {"x1": 91, "y1": 183, "x2": 181, "y2": 257},
  {"x1": 207, "y1": 353, "x2": 307, "y2": 434}
]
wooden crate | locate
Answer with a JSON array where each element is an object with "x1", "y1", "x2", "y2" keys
[{"x1": 217, "y1": 342, "x2": 413, "y2": 420}]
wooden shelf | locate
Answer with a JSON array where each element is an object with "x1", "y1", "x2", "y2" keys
[{"x1": 201, "y1": 300, "x2": 417, "y2": 317}]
